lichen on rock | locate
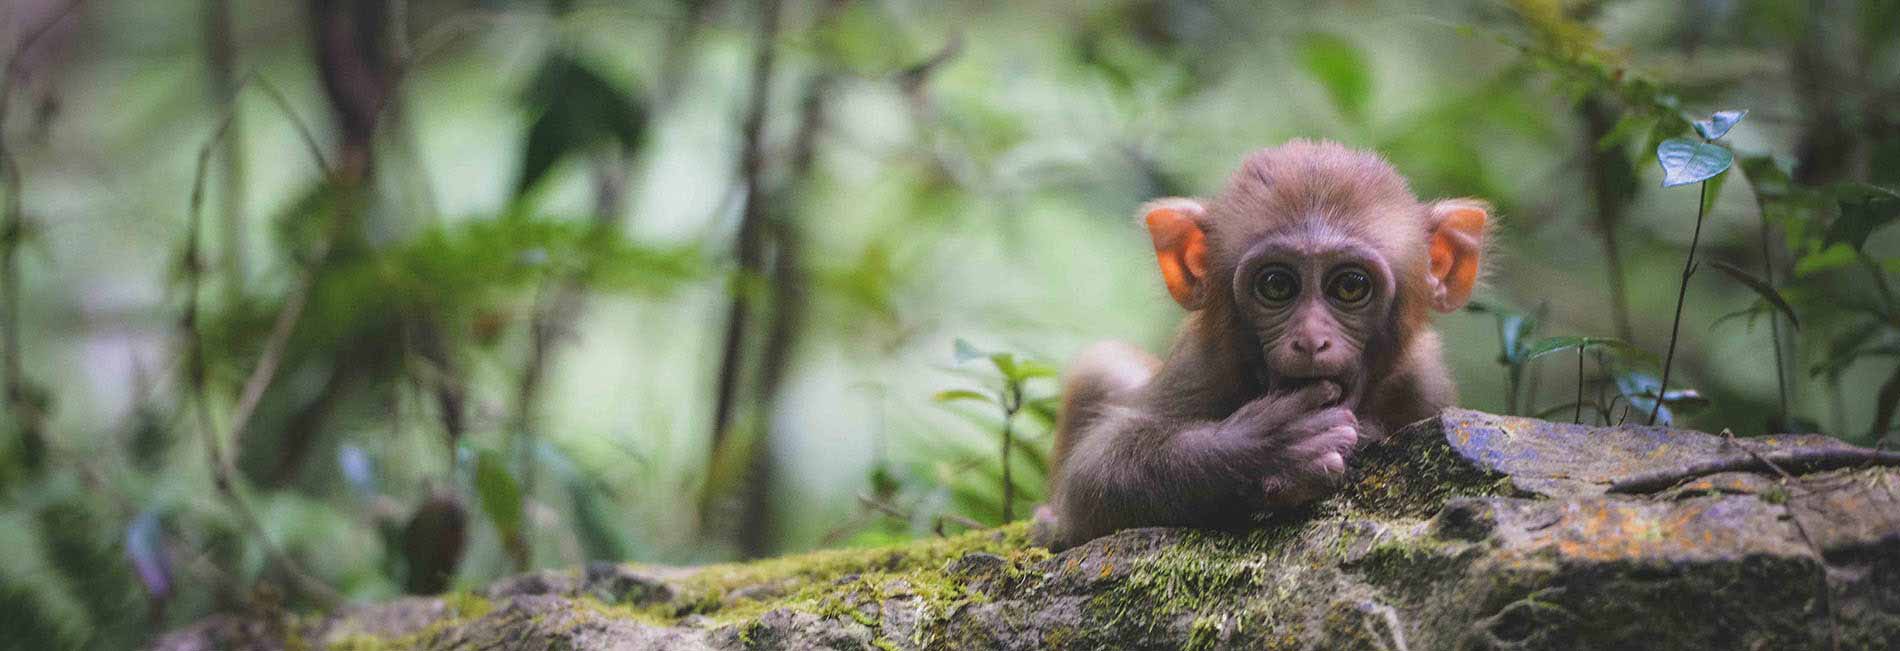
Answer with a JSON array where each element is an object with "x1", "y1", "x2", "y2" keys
[{"x1": 152, "y1": 410, "x2": 1900, "y2": 650}]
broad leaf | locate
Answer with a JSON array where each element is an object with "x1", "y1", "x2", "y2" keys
[
  {"x1": 1793, "y1": 242, "x2": 1861, "y2": 277},
  {"x1": 515, "y1": 53, "x2": 650, "y2": 198},
  {"x1": 475, "y1": 449, "x2": 525, "y2": 538},
  {"x1": 1657, "y1": 138, "x2": 1733, "y2": 187},
  {"x1": 1706, "y1": 260, "x2": 1800, "y2": 329},
  {"x1": 1825, "y1": 188, "x2": 1900, "y2": 251},
  {"x1": 1296, "y1": 32, "x2": 1372, "y2": 124},
  {"x1": 1692, "y1": 109, "x2": 1747, "y2": 140}
]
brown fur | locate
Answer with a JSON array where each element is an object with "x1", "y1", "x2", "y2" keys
[{"x1": 1032, "y1": 141, "x2": 1486, "y2": 550}]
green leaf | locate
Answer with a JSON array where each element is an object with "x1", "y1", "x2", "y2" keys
[
  {"x1": 1009, "y1": 359, "x2": 1061, "y2": 381},
  {"x1": 1705, "y1": 260, "x2": 1800, "y2": 329},
  {"x1": 515, "y1": 53, "x2": 650, "y2": 198},
  {"x1": 1825, "y1": 189, "x2": 1900, "y2": 251},
  {"x1": 1692, "y1": 109, "x2": 1747, "y2": 140},
  {"x1": 475, "y1": 449, "x2": 525, "y2": 538},
  {"x1": 933, "y1": 389, "x2": 993, "y2": 405},
  {"x1": 1794, "y1": 242, "x2": 1861, "y2": 277},
  {"x1": 1296, "y1": 32, "x2": 1372, "y2": 124},
  {"x1": 988, "y1": 353, "x2": 1020, "y2": 380},
  {"x1": 1656, "y1": 138, "x2": 1734, "y2": 187}
]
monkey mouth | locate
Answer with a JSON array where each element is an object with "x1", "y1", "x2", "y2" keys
[{"x1": 1275, "y1": 374, "x2": 1358, "y2": 406}]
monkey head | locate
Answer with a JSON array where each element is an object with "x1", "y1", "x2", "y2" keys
[{"x1": 1140, "y1": 140, "x2": 1488, "y2": 404}]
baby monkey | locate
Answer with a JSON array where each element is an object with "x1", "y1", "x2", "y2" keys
[{"x1": 1033, "y1": 140, "x2": 1489, "y2": 550}]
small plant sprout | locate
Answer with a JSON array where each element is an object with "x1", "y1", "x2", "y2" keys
[
  {"x1": 934, "y1": 338, "x2": 1058, "y2": 523},
  {"x1": 1519, "y1": 335, "x2": 1702, "y2": 425},
  {"x1": 1649, "y1": 109, "x2": 1746, "y2": 425},
  {"x1": 1466, "y1": 300, "x2": 1549, "y2": 415}
]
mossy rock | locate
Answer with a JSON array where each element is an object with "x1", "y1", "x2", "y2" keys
[{"x1": 152, "y1": 410, "x2": 1900, "y2": 650}]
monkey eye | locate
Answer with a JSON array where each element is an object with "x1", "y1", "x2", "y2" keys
[
  {"x1": 1327, "y1": 268, "x2": 1373, "y2": 305},
  {"x1": 1253, "y1": 267, "x2": 1299, "y2": 304}
]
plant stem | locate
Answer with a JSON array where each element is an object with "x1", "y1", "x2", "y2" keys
[
  {"x1": 1575, "y1": 346, "x2": 1585, "y2": 424},
  {"x1": 1747, "y1": 172, "x2": 1790, "y2": 429},
  {"x1": 1650, "y1": 181, "x2": 1712, "y2": 425},
  {"x1": 1000, "y1": 383, "x2": 1019, "y2": 523}
]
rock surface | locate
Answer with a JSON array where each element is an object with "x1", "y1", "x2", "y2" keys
[{"x1": 152, "y1": 410, "x2": 1900, "y2": 650}]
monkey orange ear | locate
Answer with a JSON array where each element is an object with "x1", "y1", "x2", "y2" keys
[
  {"x1": 1143, "y1": 199, "x2": 1210, "y2": 310},
  {"x1": 1426, "y1": 200, "x2": 1488, "y2": 312}
]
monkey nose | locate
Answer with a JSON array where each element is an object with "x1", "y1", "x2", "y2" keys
[{"x1": 1291, "y1": 336, "x2": 1332, "y2": 355}]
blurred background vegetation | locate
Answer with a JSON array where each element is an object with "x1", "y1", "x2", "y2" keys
[{"x1": 0, "y1": 0, "x2": 1896, "y2": 647}]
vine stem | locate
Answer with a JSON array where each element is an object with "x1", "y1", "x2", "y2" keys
[
  {"x1": 1574, "y1": 345, "x2": 1585, "y2": 424},
  {"x1": 999, "y1": 383, "x2": 1020, "y2": 523},
  {"x1": 1650, "y1": 180, "x2": 1712, "y2": 425}
]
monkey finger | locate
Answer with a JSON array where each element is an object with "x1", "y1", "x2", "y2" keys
[
  {"x1": 1287, "y1": 418, "x2": 1359, "y2": 451},
  {"x1": 1274, "y1": 380, "x2": 1343, "y2": 412},
  {"x1": 1313, "y1": 451, "x2": 1345, "y2": 476}
]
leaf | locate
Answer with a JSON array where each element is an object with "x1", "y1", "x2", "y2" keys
[
  {"x1": 988, "y1": 353, "x2": 1020, "y2": 380},
  {"x1": 1296, "y1": 32, "x2": 1372, "y2": 124},
  {"x1": 932, "y1": 389, "x2": 994, "y2": 405},
  {"x1": 1607, "y1": 365, "x2": 1676, "y2": 425},
  {"x1": 1706, "y1": 260, "x2": 1800, "y2": 329},
  {"x1": 952, "y1": 338, "x2": 988, "y2": 364},
  {"x1": 1500, "y1": 312, "x2": 1538, "y2": 364},
  {"x1": 475, "y1": 449, "x2": 525, "y2": 539},
  {"x1": 1001, "y1": 358, "x2": 1059, "y2": 383},
  {"x1": 1825, "y1": 190, "x2": 1900, "y2": 251},
  {"x1": 1794, "y1": 242, "x2": 1861, "y2": 277},
  {"x1": 1520, "y1": 336, "x2": 1588, "y2": 362},
  {"x1": 515, "y1": 53, "x2": 650, "y2": 198},
  {"x1": 1692, "y1": 109, "x2": 1747, "y2": 140},
  {"x1": 1656, "y1": 138, "x2": 1734, "y2": 187},
  {"x1": 1522, "y1": 336, "x2": 1658, "y2": 368},
  {"x1": 124, "y1": 510, "x2": 172, "y2": 601}
]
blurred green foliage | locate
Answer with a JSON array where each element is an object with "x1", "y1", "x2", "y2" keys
[{"x1": 1, "y1": 0, "x2": 1898, "y2": 648}]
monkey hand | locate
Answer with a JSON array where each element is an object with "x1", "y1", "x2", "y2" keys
[{"x1": 1251, "y1": 401, "x2": 1360, "y2": 509}]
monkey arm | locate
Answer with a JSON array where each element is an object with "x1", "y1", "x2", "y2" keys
[
  {"x1": 1047, "y1": 411, "x2": 1258, "y2": 549},
  {"x1": 1043, "y1": 383, "x2": 1355, "y2": 550}
]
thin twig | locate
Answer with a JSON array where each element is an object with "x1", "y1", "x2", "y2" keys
[
  {"x1": 701, "y1": 0, "x2": 783, "y2": 526},
  {"x1": 0, "y1": 0, "x2": 89, "y2": 466},
  {"x1": 1607, "y1": 447, "x2": 1900, "y2": 494},
  {"x1": 190, "y1": 75, "x2": 334, "y2": 473},
  {"x1": 1573, "y1": 346, "x2": 1584, "y2": 424},
  {"x1": 176, "y1": 67, "x2": 342, "y2": 608},
  {"x1": 1650, "y1": 181, "x2": 1711, "y2": 425},
  {"x1": 1740, "y1": 167, "x2": 1792, "y2": 428}
]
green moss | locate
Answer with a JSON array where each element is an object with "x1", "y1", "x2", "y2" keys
[{"x1": 577, "y1": 523, "x2": 1052, "y2": 648}]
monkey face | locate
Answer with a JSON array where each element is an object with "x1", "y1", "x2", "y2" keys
[{"x1": 1230, "y1": 221, "x2": 1396, "y2": 396}]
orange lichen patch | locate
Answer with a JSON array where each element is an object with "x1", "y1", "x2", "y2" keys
[
  {"x1": 1671, "y1": 472, "x2": 1776, "y2": 496},
  {"x1": 1516, "y1": 497, "x2": 1798, "y2": 564}
]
